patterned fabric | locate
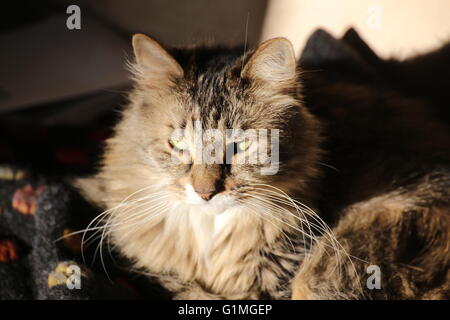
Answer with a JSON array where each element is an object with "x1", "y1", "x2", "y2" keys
[{"x1": 0, "y1": 168, "x2": 168, "y2": 299}]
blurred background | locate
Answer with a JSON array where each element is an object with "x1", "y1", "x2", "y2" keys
[{"x1": 0, "y1": 0, "x2": 449, "y2": 174}]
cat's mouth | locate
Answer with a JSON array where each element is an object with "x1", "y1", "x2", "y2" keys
[{"x1": 182, "y1": 184, "x2": 237, "y2": 213}]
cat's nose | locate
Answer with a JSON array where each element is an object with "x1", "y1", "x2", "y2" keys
[{"x1": 196, "y1": 190, "x2": 216, "y2": 201}]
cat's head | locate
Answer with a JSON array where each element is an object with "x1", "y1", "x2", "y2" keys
[{"x1": 82, "y1": 34, "x2": 322, "y2": 216}]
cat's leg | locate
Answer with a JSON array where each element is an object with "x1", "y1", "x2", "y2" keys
[
  {"x1": 155, "y1": 274, "x2": 228, "y2": 299},
  {"x1": 292, "y1": 173, "x2": 450, "y2": 299},
  {"x1": 173, "y1": 286, "x2": 226, "y2": 300},
  {"x1": 158, "y1": 274, "x2": 262, "y2": 299}
]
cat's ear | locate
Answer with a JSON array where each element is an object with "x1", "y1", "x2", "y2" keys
[
  {"x1": 241, "y1": 37, "x2": 296, "y2": 84},
  {"x1": 132, "y1": 34, "x2": 183, "y2": 87}
]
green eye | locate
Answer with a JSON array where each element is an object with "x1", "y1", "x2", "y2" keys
[
  {"x1": 169, "y1": 138, "x2": 189, "y2": 151},
  {"x1": 237, "y1": 139, "x2": 251, "y2": 152}
]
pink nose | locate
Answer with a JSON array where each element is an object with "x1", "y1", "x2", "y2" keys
[{"x1": 196, "y1": 191, "x2": 215, "y2": 201}]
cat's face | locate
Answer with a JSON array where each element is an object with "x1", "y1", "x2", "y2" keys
[{"x1": 99, "y1": 35, "x2": 322, "y2": 216}]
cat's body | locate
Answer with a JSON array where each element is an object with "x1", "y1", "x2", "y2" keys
[
  {"x1": 77, "y1": 34, "x2": 450, "y2": 299},
  {"x1": 292, "y1": 70, "x2": 450, "y2": 299}
]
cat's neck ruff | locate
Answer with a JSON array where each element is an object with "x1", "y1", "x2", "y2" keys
[
  {"x1": 110, "y1": 184, "x2": 269, "y2": 271},
  {"x1": 171, "y1": 183, "x2": 245, "y2": 257}
]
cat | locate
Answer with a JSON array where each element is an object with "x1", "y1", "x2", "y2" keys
[{"x1": 75, "y1": 33, "x2": 450, "y2": 299}]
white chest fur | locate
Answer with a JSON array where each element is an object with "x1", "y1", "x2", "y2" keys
[{"x1": 176, "y1": 184, "x2": 242, "y2": 256}]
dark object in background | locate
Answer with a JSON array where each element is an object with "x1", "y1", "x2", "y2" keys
[
  {"x1": 0, "y1": 10, "x2": 130, "y2": 115},
  {"x1": 301, "y1": 28, "x2": 450, "y2": 125}
]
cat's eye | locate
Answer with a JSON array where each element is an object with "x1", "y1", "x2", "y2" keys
[
  {"x1": 237, "y1": 139, "x2": 251, "y2": 152},
  {"x1": 169, "y1": 138, "x2": 189, "y2": 151}
]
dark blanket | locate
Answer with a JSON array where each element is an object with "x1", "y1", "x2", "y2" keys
[
  {"x1": 0, "y1": 170, "x2": 170, "y2": 299},
  {"x1": 0, "y1": 29, "x2": 448, "y2": 299}
]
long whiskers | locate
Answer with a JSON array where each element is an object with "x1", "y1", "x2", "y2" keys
[
  {"x1": 56, "y1": 185, "x2": 170, "y2": 280},
  {"x1": 94, "y1": 193, "x2": 170, "y2": 280},
  {"x1": 245, "y1": 183, "x2": 364, "y2": 292},
  {"x1": 82, "y1": 191, "x2": 167, "y2": 252}
]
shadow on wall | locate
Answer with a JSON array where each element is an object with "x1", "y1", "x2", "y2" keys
[
  {"x1": 60, "y1": 0, "x2": 268, "y2": 47},
  {"x1": 0, "y1": 0, "x2": 268, "y2": 120}
]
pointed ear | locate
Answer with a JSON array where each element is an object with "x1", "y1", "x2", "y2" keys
[
  {"x1": 132, "y1": 34, "x2": 183, "y2": 87},
  {"x1": 241, "y1": 37, "x2": 296, "y2": 83}
]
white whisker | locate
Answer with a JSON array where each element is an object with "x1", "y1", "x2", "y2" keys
[{"x1": 247, "y1": 183, "x2": 364, "y2": 290}]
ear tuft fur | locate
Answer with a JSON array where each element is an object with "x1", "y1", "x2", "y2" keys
[
  {"x1": 131, "y1": 34, "x2": 183, "y2": 87},
  {"x1": 242, "y1": 37, "x2": 296, "y2": 83}
]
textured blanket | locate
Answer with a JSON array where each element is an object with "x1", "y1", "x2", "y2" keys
[{"x1": 0, "y1": 169, "x2": 170, "y2": 299}]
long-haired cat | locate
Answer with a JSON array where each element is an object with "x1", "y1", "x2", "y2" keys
[{"x1": 76, "y1": 33, "x2": 450, "y2": 299}]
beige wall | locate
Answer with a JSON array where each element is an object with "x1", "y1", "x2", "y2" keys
[{"x1": 261, "y1": 0, "x2": 450, "y2": 59}]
